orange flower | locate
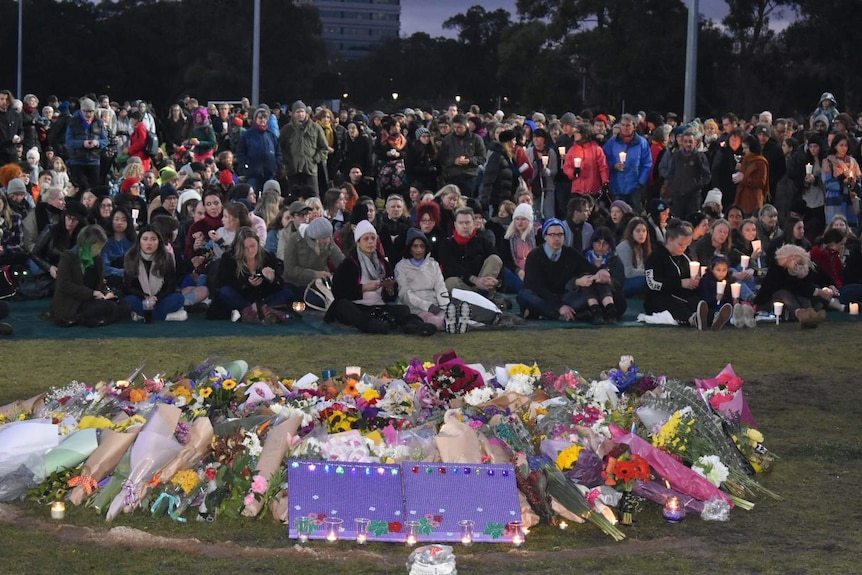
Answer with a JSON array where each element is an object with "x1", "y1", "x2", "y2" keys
[
  {"x1": 129, "y1": 388, "x2": 149, "y2": 403},
  {"x1": 342, "y1": 378, "x2": 360, "y2": 397}
]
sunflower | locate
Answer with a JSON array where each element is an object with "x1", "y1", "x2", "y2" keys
[
  {"x1": 199, "y1": 387, "x2": 213, "y2": 398},
  {"x1": 222, "y1": 379, "x2": 237, "y2": 391}
]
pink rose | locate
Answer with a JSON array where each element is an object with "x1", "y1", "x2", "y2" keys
[
  {"x1": 244, "y1": 493, "x2": 255, "y2": 507},
  {"x1": 251, "y1": 475, "x2": 268, "y2": 495}
]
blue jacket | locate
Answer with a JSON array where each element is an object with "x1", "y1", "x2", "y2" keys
[
  {"x1": 603, "y1": 134, "x2": 652, "y2": 196},
  {"x1": 237, "y1": 126, "x2": 283, "y2": 180},
  {"x1": 65, "y1": 112, "x2": 108, "y2": 166}
]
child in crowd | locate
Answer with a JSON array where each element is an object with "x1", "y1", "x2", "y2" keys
[{"x1": 701, "y1": 256, "x2": 755, "y2": 328}]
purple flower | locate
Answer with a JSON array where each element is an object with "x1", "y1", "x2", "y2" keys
[{"x1": 175, "y1": 421, "x2": 191, "y2": 445}]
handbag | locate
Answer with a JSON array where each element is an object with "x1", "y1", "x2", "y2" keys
[{"x1": 303, "y1": 278, "x2": 334, "y2": 312}]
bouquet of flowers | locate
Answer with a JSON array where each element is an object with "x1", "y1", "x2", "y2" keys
[
  {"x1": 602, "y1": 452, "x2": 651, "y2": 492},
  {"x1": 425, "y1": 359, "x2": 483, "y2": 402}
]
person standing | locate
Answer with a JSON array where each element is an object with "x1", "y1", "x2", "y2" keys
[
  {"x1": 64, "y1": 98, "x2": 107, "y2": 195},
  {"x1": 666, "y1": 130, "x2": 711, "y2": 218},
  {"x1": 0, "y1": 90, "x2": 23, "y2": 165},
  {"x1": 602, "y1": 114, "x2": 652, "y2": 213},
  {"x1": 439, "y1": 114, "x2": 486, "y2": 198},
  {"x1": 236, "y1": 106, "x2": 282, "y2": 194},
  {"x1": 279, "y1": 100, "x2": 328, "y2": 198}
]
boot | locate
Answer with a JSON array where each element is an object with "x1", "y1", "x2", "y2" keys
[
  {"x1": 589, "y1": 304, "x2": 605, "y2": 325},
  {"x1": 603, "y1": 303, "x2": 619, "y2": 324}
]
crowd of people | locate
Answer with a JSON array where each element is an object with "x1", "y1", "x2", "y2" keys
[{"x1": 0, "y1": 88, "x2": 860, "y2": 336}]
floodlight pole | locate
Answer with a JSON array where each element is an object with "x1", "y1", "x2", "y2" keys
[
  {"x1": 17, "y1": 0, "x2": 23, "y2": 97},
  {"x1": 683, "y1": 0, "x2": 698, "y2": 122},
  {"x1": 252, "y1": 0, "x2": 261, "y2": 106}
]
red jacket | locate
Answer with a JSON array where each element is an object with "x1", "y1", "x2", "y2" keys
[
  {"x1": 810, "y1": 245, "x2": 843, "y2": 288},
  {"x1": 563, "y1": 141, "x2": 609, "y2": 195},
  {"x1": 128, "y1": 122, "x2": 152, "y2": 171},
  {"x1": 514, "y1": 145, "x2": 534, "y2": 189}
]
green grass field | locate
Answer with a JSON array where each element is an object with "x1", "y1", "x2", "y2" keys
[{"x1": 0, "y1": 323, "x2": 860, "y2": 574}]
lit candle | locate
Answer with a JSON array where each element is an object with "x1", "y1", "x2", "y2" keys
[
  {"x1": 323, "y1": 517, "x2": 343, "y2": 544},
  {"x1": 459, "y1": 520, "x2": 474, "y2": 547},
  {"x1": 740, "y1": 255, "x2": 750, "y2": 269},
  {"x1": 573, "y1": 157, "x2": 582, "y2": 168},
  {"x1": 558, "y1": 146, "x2": 566, "y2": 157},
  {"x1": 731, "y1": 283, "x2": 741, "y2": 300},
  {"x1": 541, "y1": 155, "x2": 549, "y2": 167},
  {"x1": 806, "y1": 163, "x2": 813, "y2": 175},
  {"x1": 618, "y1": 151, "x2": 627, "y2": 163},
  {"x1": 773, "y1": 302, "x2": 784, "y2": 323},
  {"x1": 849, "y1": 302, "x2": 859, "y2": 315},
  {"x1": 507, "y1": 521, "x2": 525, "y2": 547},
  {"x1": 751, "y1": 240, "x2": 762, "y2": 254},
  {"x1": 662, "y1": 496, "x2": 685, "y2": 523},
  {"x1": 354, "y1": 517, "x2": 370, "y2": 545},
  {"x1": 131, "y1": 208, "x2": 139, "y2": 222},
  {"x1": 716, "y1": 280, "x2": 726, "y2": 297},
  {"x1": 292, "y1": 301, "x2": 306, "y2": 313},
  {"x1": 700, "y1": 265, "x2": 707, "y2": 277},
  {"x1": 405, "y1": 520, "x2": 420, "y2": 547},
  {"x1": 50, "y1": 501, "x2": 65, "y2": 520},
  {"x1": 688, "y1": 261, "x2": 700, "y2": 279}
]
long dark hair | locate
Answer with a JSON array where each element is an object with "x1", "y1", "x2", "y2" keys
[
  {"x1": 231, "y1": 226, "x2": 262, "y2": 278},
  {"x1": 623, "y1": 217, "x2": 652, "y2": 266},
  {"x1": 124, "y1": 224, "x2": 173, "y2": 278},
  {"x1": 109, "y1": 206, "x2": 137, "y2": 242}
]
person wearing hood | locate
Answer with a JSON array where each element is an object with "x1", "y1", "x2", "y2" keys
[
  {"x1": 481, "y1": 128, "x2": 518, "y2": 213},
  {"x1": 279, "y1": 100, "x2": 329, "y2": 198},
  {"x1": 185, "y1": 107, "x2": 217, "y2": 163},
  {"x1": 31, "y1": 199, "x2": 87, "y2": 281},
  {"x1": 810, "y1": 92, "x2": 839, "y2": 129},
  {"x1": 0, "y1": 90, "x2": 23, "y2": 165},
  {"x1": 236, "y1": 106, "x2": 282, "y2": 194},
  {"x1": 733, "y1": 134, "x2": 770, "y2": 215},
  {"x1": 394, "y1": 228, "x2": 451, "y2": 330},
  {"x1": 64, "y1": 97, "x2": 107, "y2": 194},
  {"x1": 325, "y1": 220, "x2": 435, "y2": 336}
]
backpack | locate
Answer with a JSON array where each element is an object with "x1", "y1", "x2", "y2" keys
[{"x1": 145, "y1": 131, "x2": 160, "y2": 158}]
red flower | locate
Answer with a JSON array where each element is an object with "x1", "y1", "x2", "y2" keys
[
  {"x1": 205, "y1": 467, "x2": 217, "y2": 481},
  {"x1": 388, "y1": 521, "x2": 403, "y2": 533}
]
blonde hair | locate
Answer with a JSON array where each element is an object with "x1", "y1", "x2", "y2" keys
[
  {"x1": 774, "y1": 244, "x2": 813, "y2": 278},
  {"x1": 123, "y1": 162, "x2": 144, "y2": 180}
]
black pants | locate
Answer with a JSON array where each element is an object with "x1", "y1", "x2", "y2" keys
[
  {"x1": 72, "y1": 298, "x2": 131, "y2": 327},
  {"x1": 68, "y1": 164, "x2": 101, "y2": 193},
  {"x1": 331, "y1": 300, "x2": 416, "y2": 333}
]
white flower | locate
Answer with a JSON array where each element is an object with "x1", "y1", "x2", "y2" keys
[
  {"x1": 242, "y1": 431, "x2": 263, "y2": 458},
  {"x1": 586, "y1": 379, "x2": 619, "y2": 409},
  {"x1": 692, "y1": 455, "x2": 730, "y2": 487},
  {"x1": 505, "y1": 374, "x2": 535, "y2": 396},
  {"x1": 464, "y1": 386, "x2": 497, "y2": 406},
  {"x1": 619, "y1": 355, "x2": 634, "y2": 372}
]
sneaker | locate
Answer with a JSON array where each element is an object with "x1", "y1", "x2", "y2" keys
[
  {"x1": 712, "y1": 303, "x2": 733, "y2": 330},
  {"x1": 732, "y1": 303, "x2": 745, "y2": 328},
  {"x1": 165, "y1": 309, "x2": 188, "y2": 322},
  {"x1": 444, "y1": 303, "x2": 459, "y2": 334},
  {"x1": 695, "y1": 300, "x2": 708, "y2": 330},
  {"x1": 131, "y1": 312, "x2": 143, "y2": 322},
  {"x1": 742, "y1": 304, "x2": 756, "y2": 328},
  {"x1": 457, "y1": 302, "x2": 470, "y2": 334},
  {"x1": 230, "y1": 309, "x2": 241, "y2": 323},
  {"x1": 185, "y1": 301, "x2": 209, "y2": 314}
]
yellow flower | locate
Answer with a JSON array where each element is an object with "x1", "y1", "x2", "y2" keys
[
  {"x1": 361, "y1": 388, "x2": 380, "y2": 402},
  {"x1": 744, "y1": 429, "x2": 764, "y2": 443},
  {"x1": 171, "y1": 469, "x2": 201, "y2": 494},
  {"x1": 423, "y1": 361, "x2": 434, "y2": 369},
  {"x1": 555, "y1": 445, "x2": 584, "y2": 471},
  {"x1": 199, "y1": 387, "x2": 213, "y2": 398},
  {"x1": 79, "y1": 415, "x2": 114, "y2": 430},
  {"x1": 222, "y1": 379, "x2": 237, "y2": 391}
]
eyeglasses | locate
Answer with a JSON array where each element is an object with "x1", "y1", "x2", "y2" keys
[{"x1": 419, "y1": 218, "x2": 434, "y2": 224}]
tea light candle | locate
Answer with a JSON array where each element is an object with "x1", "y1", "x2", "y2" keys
[
  {"x1": 323, "y1": 517, "x2": 343, "y2": 544},
  {"x1": 459, "y1": 520, "x2": 475, "y2": 546},
  {"x1": 131, "y1": 208, "x2": 140, "y2": 221},
  {"x1": 688, "y1": 261, "x2": 700, "y2": 279},
  {"x1": 740, "y1": 255, "x2": 750, "y2": 269},
  {"x1": 751, "y1": 240, "x2": 762, "y2": 253},
  {"x1": 662, "y1": 496, "x2": 685, "y2": 523},
  {"x1": 405, "y1": 520, "x2": 420, "y2": 546},
  {"x1": 773, "y1": 302, "x2": 784, "y2": 323},
  {"x1": 573, "y1": 157, "x2": 582, "y2": 168},
  {"x1": 618, "y1": 151, "x2": 627, "y2": 163},
  {"x1": 354, "y1": 517, "x2": 370, "y2": 544},
  {"x1": 849, "y1": 302, "x2": 859, "y2": 315},
  {"x1": 292, "y1": 301, "x2": 306, "y2": 313},
  {"x1": 507, "y1": 521, "x2": 525, "y2": 547},
  {"x1": 806, "y1": 163, "x2": 813, "y2": 175},
  {"x1": 731, "y1": 282, "x2": 742, "y2": 300},
  {"x1": 50, "y1": 501, "x2": 65, "y2": 520},
  {"x1": 716, "y1": 280, "x2": 726, "y2": 297}
]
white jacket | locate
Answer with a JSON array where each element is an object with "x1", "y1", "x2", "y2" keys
[{"x1": 394, "y1": 256, "x2": 450, "y2": 314}]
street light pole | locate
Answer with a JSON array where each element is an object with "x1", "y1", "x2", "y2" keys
[
  {"x1": 252, "y1": 0, "x2": 260, "y2": 106},
  {"x1": 683, "y1": 0, "x2": 698, "y2": 122},
  {"x1": 17, "y1": 0, "x2": 23, "y2": 97}
]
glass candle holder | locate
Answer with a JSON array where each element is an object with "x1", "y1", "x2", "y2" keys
[
  {"x1": 323, "y1": 517, "x2": 343, "y2": 544},
  {"x1": 507, "y1": 521, "x2": 525, "y2": 547},
  {"x1": 50, "y1": 501, "x2": 65, "y2": 520},
  {"x1": 663, "y1": 496, "x2": 686, "y2": 523},
  {"x1": 405, "y1": 520, "x2": 421, "y2": 546},
  {"x1": 458, "y1": 519, "x2": 475, "y2": 546},
  {"x1": 292, "y1": 301, "x2": 306, "y2": 313},
  {"x1": 295, "y1": 516, "x2": 313, "y2": 544},
  {"x1": 773, "y1": 302, "x2": 784, "y2": 323},
  {"x1": 354, "y1": 517, "x2": 370, "y2": 544}
]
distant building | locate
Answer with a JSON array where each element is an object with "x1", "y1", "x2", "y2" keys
[{"x1": 298, "y1": 0, "x2": 401, "y2": 59}]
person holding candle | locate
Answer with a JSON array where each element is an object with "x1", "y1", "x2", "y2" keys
[
  {"x1": 644, "y1": 219, "x2": 711, "y2": 329},
  {"x1": 562, "y1": 123, "x2": 609, "y2": 207},
  {"x1": 602, "y1": 114, "x2": 652, "y2": 213},
  {"x1": 481, "y1": 129, "x2": 519, "y2": 215},
  {"x1": 732, "y1": 219, "x2": 765, "y2": 284},
  {"x1": 699, "y1": 256, "x2": 745, "y2": 329},
  {"x1": 114, "y1": 177, "x2": 148, "y2": 229},
  {"x1": 810, "y1": 228, "x2": 862, "y2": 310},
  {"x1": 754, "y1": 243, "x2": 836, "y2": 327},
  {"x1": 821, "y1": 133, "x2": 860, "y2": 229}
]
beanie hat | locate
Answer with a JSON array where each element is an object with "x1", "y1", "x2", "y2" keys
[
  {"x1": 353, "y1": 219, "x2": 377, "y2": 243},
  {"x1": 415, "y1": 127, "x2": 430, "y2": 139},
  {"x1": 306, "y1": 216, "x2": 333, "y2": 240},
  {"x1": 159, "y1": 167, "x2": 178, "y2": 184},
  {"x1": 498, "y1": 129, "x2": 516, "y2": 144},
  {"x1": 5, "y1": 178, "x2": 26, "y2": 196},
  {"x1": 532, "y1": 112, "x2": 546, "y2": 124},
  {"x1": 79, "y1": 98, "x2": 96, "y2": 112},
  {"x1": 178, "y1": 190, "x2": 201, "y2": 211},
  {"x1": 219, "y1": 170, "x2": 234, "y2": 187},
  {"x1": 513, "y1": 203, "x2": 534, "y2": 222},
  {"x1": 291, "y1": 100, "x2": 307, "y2": 113},
  {"x1": 593, "y1": 114, "x2": 609, "y2": 125},
  {"x1": 121, "y1": 177, "x2": 140, "y2": 193},
  {"x1": 610, "y1": 200, "x2": 632, "y2": 214},
  {"x1": 64, "y1": 201, "x2": 88, "y2": 222},
  {"x1": 542, "y1": 218, "x2": 564, "y2": 238},
  {"x1": 560, "y1": 112, "x2": 577, "y2": 126},
  {"x1": 160, "y1": 183, "x2": 178, "y2": 203},
  {"x1": 523, "y1": 119, "x2": 536, "y2": 132},
  {"x1": 703, "y1": 188, "x2": 722, "y2": 207},
  {"x1": 262, "y1": 180, "x2": 280, "y2": 194},
  {"x1": 231, "y1": 116, "x2": 244, "y2": 127}
]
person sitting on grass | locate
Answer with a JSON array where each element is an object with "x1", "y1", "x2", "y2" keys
[
  {"x1": 581, "y1": 226, "x2": 626, "y2": 324},
  {"x1": 615, "y1": 216, "x2": 651, "y2": 297},
  {"x1": 394, "y1": 228, "x2": 452, "y2": 331},
  {"x1": 644, "y1": 219, "x2": 730, "y2": 330},
  {"x1": 51, "y1": 224, "x2": 130, "y2": 328},
  {"x1": 700, "y1": 255, "x2": 754, "y2": 329},
  {"x1": 437, "y1": 207, "x2": 504, "y2": 306},
  {"x1": 517, "y1": 218, "x2": 598, "y2": 321},
  {"x1": 753, "y1": 244, "x2": 832, "y2": 328},
  {"x1": 123, "y1": 225, "x2": 187, "y2": 322}
]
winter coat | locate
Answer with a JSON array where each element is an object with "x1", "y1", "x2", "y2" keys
[
  {"x1": 734, "y1": 154, "x2": 769, "y2": 215},
  {"x1": 439, "y1": 131, "x2": 486, "y2": 179},
  {"x1": 0, "y1": 108, "x2": 22, "y2": 165},
  {"x1": 65, "y1": 112, "x2": 107, "y2": 166},
  {"x1": 279, "y1": 119, "x2": 329, "y2": 176},
  {"x1": 237, "y1": 126, "x2": 282, "y2": 181},
  {"x1": 405, "y1": 140, "x2": 439, "y2": 191},
  {"x1": 437, "y1": 233, "x2": 499, "y2": 285},
  {"x1": 644, "y1": 242, "x2": 699, "y2": 315},
  {"x1": 481, "y1": 141, "x2": 518, "y2": 209},
  {"x1": 280, "y1": 229, "x2": 345, "y2": 286},
  {"x1": 393, "y1": 255, "x2": 450, "y2": 314},
  {"x1": 603, "y1": 134, "x2": 652, "y2": 196},
  {"x1": 564, "y1": 141, "x2": 609, "y2": 195},
  {"x1": 216, "y1": 248, "x2": 286, "y2": 303},
  {"x1": 51, "y1": 249, "x2": 106, "y2": 322}
]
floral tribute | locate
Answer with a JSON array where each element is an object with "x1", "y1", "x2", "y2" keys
[{"x1": 0, "y1": 353, "x2": 780, "y2": 542}]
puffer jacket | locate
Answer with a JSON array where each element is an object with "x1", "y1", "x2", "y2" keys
[{"x1": 237, "y1": 126, "x2": 282, "y2": 180}]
